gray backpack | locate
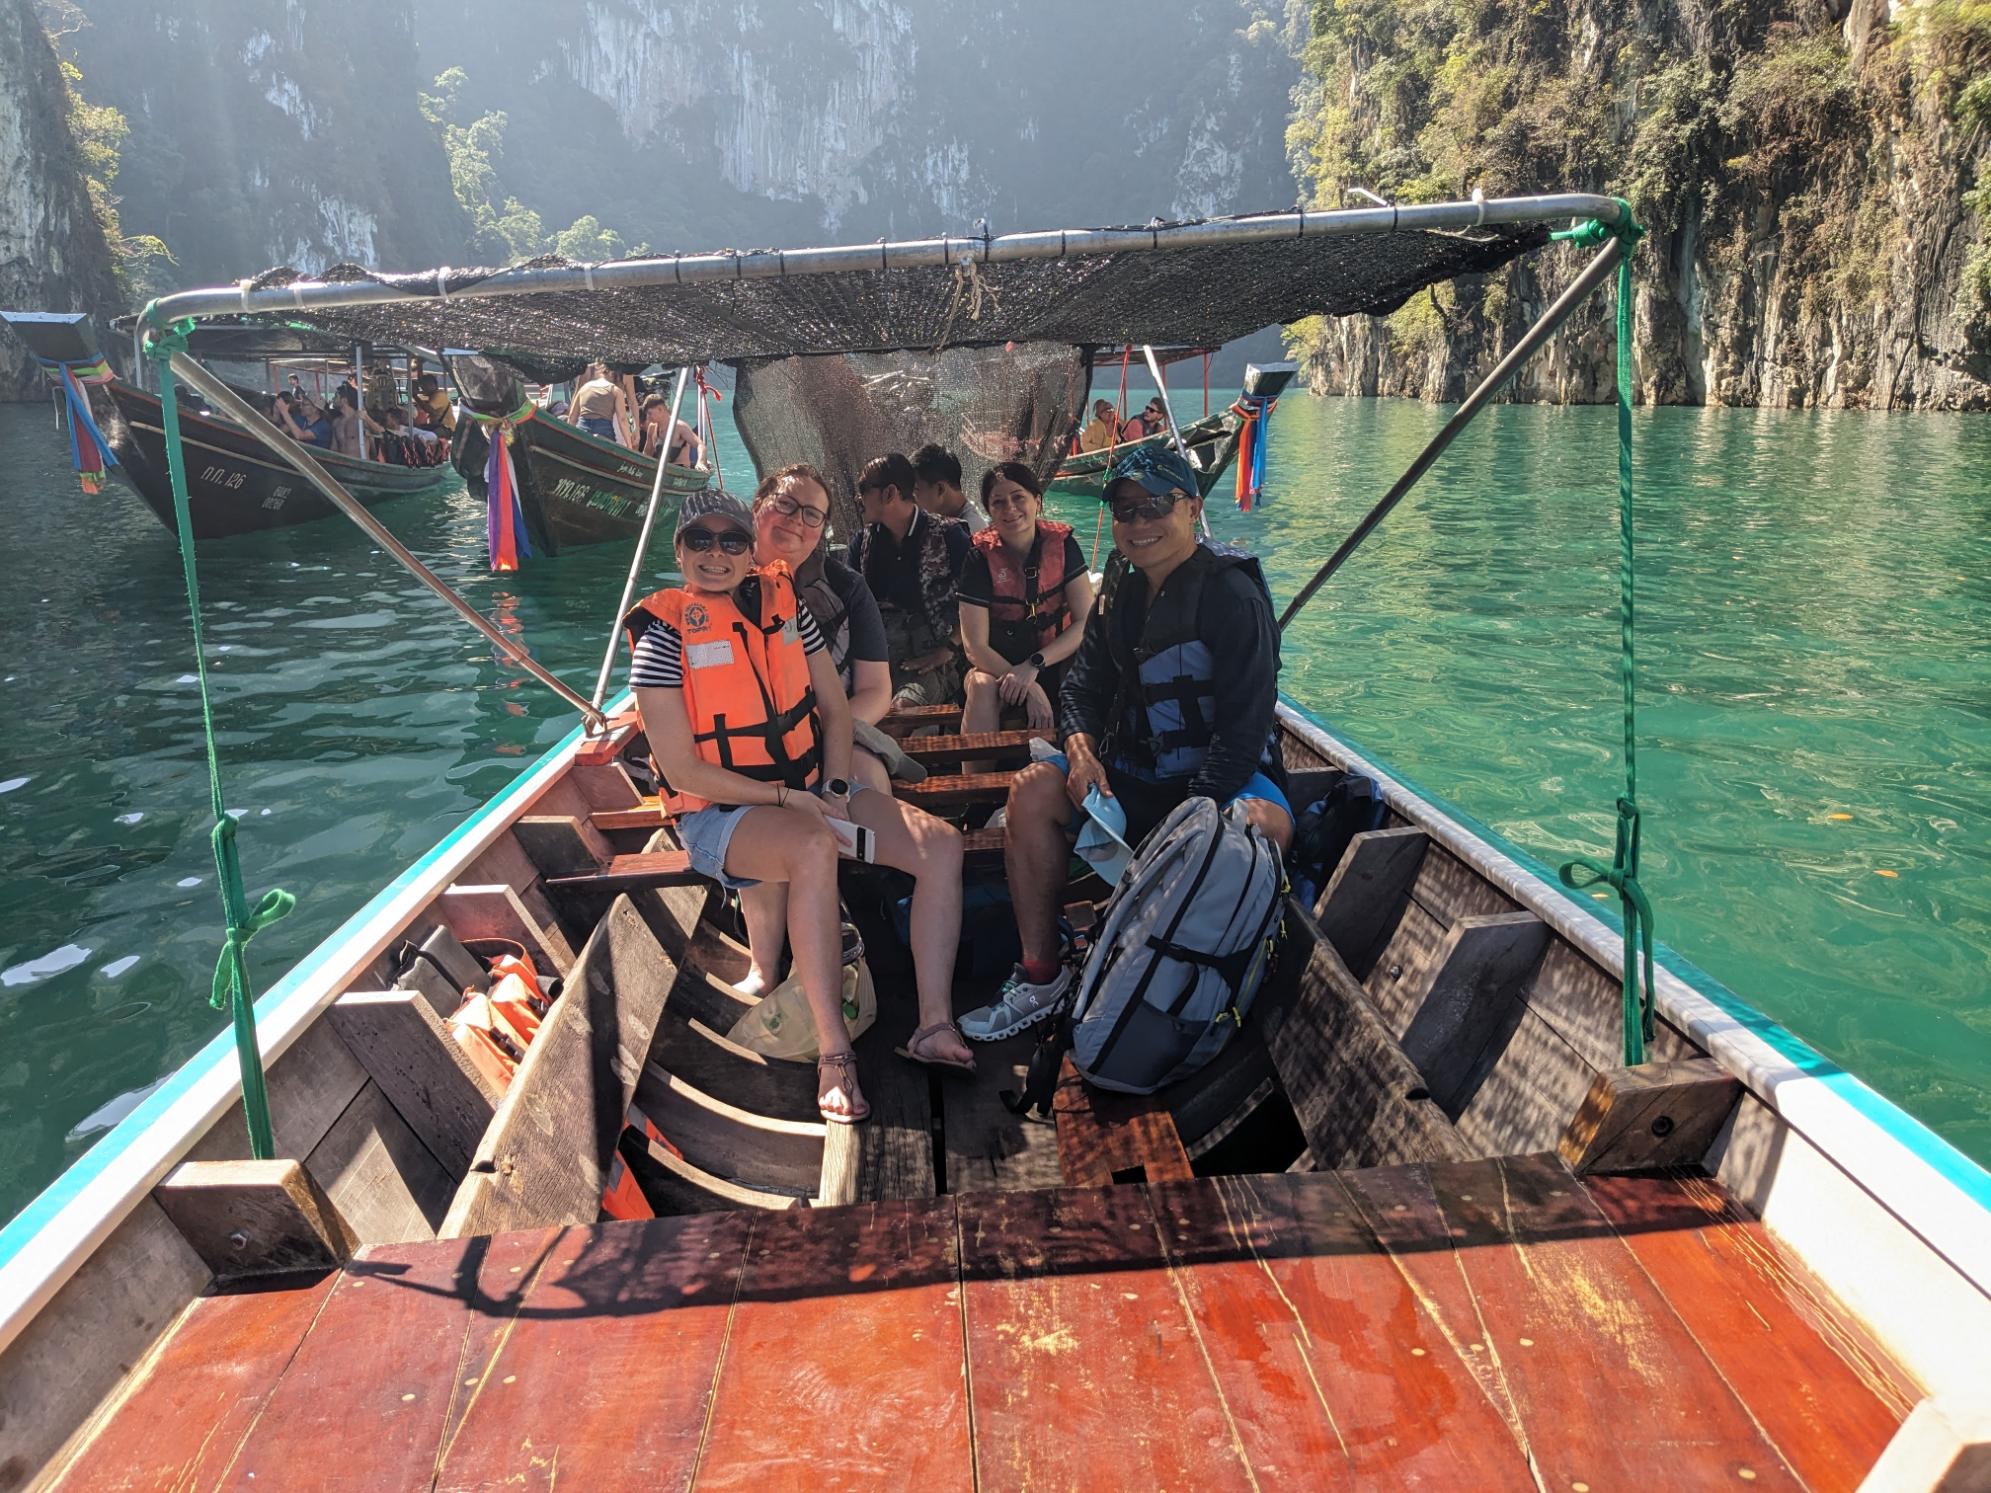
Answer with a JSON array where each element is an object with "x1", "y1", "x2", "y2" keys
[{"x1": 1069, "y1": 796, "x2": 1286, "y2": 1094}]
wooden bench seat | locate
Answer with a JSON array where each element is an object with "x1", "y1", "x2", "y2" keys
[
  {"x1": 895, "y1": 727, "x2": 1049, "y2": 766},
  {"x1": 876, "y1": 703, "x2": 962, "y2": 735},
  {"x1": 1053, "y1": 1056, "x2": 1194, "y2": 1188},
  {"x1": 894, "y1": 771, "x2": 1013, "y2": 809}
]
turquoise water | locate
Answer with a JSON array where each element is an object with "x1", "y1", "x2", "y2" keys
[{"x1": 1, "y1": 394, "x2": 1986, "y2": 1225}]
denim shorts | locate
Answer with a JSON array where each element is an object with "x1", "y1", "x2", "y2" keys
[
  {"x1": 1041, "y1": 750, "x2": 1294, "y2": 848},
  {"x1": 675, "y1": 783, "x2": 874, "y2": 890}
]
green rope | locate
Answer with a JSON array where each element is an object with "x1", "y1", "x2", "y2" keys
[
  {"x1": 1552, "y1": 203, "x2": 1656, "y2": 1066},
  {"x1": 145, "y1": 319, "x2": 294, "y2": 1159}
]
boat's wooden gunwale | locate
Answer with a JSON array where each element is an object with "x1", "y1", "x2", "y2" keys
[
  {"x1": 0, "y1": 702, "x2": 617, "y2": 1362},
  {"x1": 1277, "y1": 701, "x2": 1991, "y2": 1396}
]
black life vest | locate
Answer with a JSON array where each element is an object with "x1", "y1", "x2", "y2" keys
[
  {"x1": 857, "y1": 510, "x2": 961, "y2": 650},
  {"x1": 1101, "y1": 543, "x2": 1277, "y2": 783},
  {"x1": 794, "y1": 552, "x2": 854, "y2": 683},
  {"x1": 973, "y1": 520, "x2": 1074, "y2": 663}
]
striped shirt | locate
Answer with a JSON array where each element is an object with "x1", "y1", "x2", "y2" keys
[{"x1": 629, "y1": 600, "x2": 826, "y2": 689}]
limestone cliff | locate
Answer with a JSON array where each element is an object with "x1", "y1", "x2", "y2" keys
[
  {"x1": 55, "y1": 0, "x2": 471, "y2": 289},
  {"x1": 0, "y1": 0, "x2": 120, "y2": 400},
  {"x1": 1286, "y1": 0, "x2": 1991, "y2": 409}
]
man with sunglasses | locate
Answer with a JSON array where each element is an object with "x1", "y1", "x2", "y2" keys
[
  {"x1": 959, "y1": 446, "x2": 1293, "y2": 1042},
  {"x1": 848, "y1": 451, "x2": 973, "y2": 709}
]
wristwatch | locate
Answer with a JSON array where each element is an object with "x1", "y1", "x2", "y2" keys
[
  {"x1": 1026, "y1": 652, "x2": 1046, "y2": 672},
  {"x1": 821, "y1": 777, "x2": 852, "y2": 799}
]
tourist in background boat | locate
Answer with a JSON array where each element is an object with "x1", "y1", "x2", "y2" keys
[
  {"x1": 848, "y1": 451, "x2": 972, "y2": 709},
  {"x1": 1120, "y1": 395, "x2": 1167, "y2": 444},
  {"x1": 750, "y1": 463, "x2": 899, "y2": 794},
  {"x1": 910, "y1": 444, "x2": 988, "y2": 534},
  {"x1": 957, "y1": 445, "x2": 1293, "y2": 1042},
  {"x1": 958, "y1": 461, "x2": 1093, "y2": 739},
  {"x1": 569, "y1": 362, "x2": 632, "y2": 445},
  {"x1": 275, "y1": 391, "x2": 333, "y2": 447},
  {"x1": 627, "y1": 490, "x2": 972, "y2": 1119},
  {"x1": 1078, "y1": 398, "x2": 1120, "y2": 452},
  {"x1": 639, "y1": 394, "x2": 702, "y2": 468},
  {"x1": 328, "y1": 387, "x2": 364, "y2": 457},
  {"x1": 411, "y1": 373, "x2": 457, "y2": 446}
]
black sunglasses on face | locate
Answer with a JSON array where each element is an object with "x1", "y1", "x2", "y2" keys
[
  {"x1": 1111, "y1": 491, "x2": 1182, "y2": 524},
  {"x1": 681, "y1": 528, "x2": 752, "y2": 554},
  {"x1": 763, "y1": 494, "x2": 827, "y2": 528}
]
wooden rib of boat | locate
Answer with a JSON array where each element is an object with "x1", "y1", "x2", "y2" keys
[
  {"x1": 2, "y1": 699, "x2": 1985, "y2": 1491},
  {"x1": 1052, "y1": 361, "x2": 1298, "y2": 500},
  {"x1": 449, "y1": 356, "x2": 709, "y2": 556}
]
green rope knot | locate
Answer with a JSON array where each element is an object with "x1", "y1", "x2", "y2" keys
[
  {"x1": 1558, "y1": 797, "x2": 1657, "y2": 1065},
  {"x1": 141, "y1": 313, "x2": 196, "y2": 362},
  {"x1": 1551, "y1": 198, "x2": 1645, "y2": 249},
  {"x1": 208, "y1": 812, "x2": 296, "y2": 1010}
]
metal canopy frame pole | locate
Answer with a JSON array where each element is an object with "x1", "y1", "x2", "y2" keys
[
  {"x1": 1277, "y1": 233, "x2": 1628, "y2": 632},
  {"x1": 146, "y1": 194, "x2": 1626, "y2": 325},
  {"x1": 156, "y1": 343, "x2": 607, "y2": 729},
  {"x1": 591, "y1": 366, "x2": 692, "y2": 710}
]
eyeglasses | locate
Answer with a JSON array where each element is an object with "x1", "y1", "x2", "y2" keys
[
  {"x1": 763, "y1": 494, "x2": 828, "y2": 528},
  {"x1": 1110, "y1": 491, "x2": 1182, "y2": 524},
  {"x1": 680, "y1": 528, "x2": 753, "y2": 555}
]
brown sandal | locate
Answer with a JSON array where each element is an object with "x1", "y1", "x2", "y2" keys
[
  {"x1": 895, "y1": 1021, "x2": 978, "y2": 1075},
  {"x1": 816, "y1": 1051, "x2": 871, "y2": 1125}
]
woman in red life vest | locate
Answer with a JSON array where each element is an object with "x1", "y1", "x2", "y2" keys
[
  {"x1": 958, "y1": 462, "x2": 1095, "y2": 738},
  {"x1": 628, "y1": 492, "x2": 975, "y2": 1121}
]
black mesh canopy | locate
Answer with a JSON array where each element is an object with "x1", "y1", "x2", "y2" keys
[{"x1": 229, "y1": 216, "x2": 1549, "y2": 367}]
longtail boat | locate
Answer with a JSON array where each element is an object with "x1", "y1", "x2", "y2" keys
[
  {"x1": 1052, "y1": 359, "x2": 1299, "y2": 500},
  {"x1": 2, "y1": 198, "x2": 1985, "y2": 1491},
  {"x1": 448, "y1": 352, "x2": 709, "y2": 555},
  {"x1": 0, "y1": 311, "x2": 455, "y2": 540}
]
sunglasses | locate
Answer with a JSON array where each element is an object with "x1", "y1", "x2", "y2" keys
[
  {"x1": 762, "y1": 494, "x2": 828, "y2": 528},
  {"x1": 1110, "y1": 491, "x2": 1182, "y2": 524},
  {"x1": 680, "y1": 528, "x2": 753, "y2": 554}
]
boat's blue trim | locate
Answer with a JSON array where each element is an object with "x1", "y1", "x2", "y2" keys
[
  {"x1": 1283, "y1": 697, "x2": 1991, "y2": 1213},
  {"x1": 0, "y1": 704, "x2": 606, "y2": 1266}
]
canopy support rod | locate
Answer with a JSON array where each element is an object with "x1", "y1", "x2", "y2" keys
[
  {"x1": 592, "y1": 366, "x2": 692, "y2": 710},
  {"x1": 1277, "y1": 233, "x2": 1627, "y2": 632},
  {"x1": 156, "y1": 343, "x2": 608, "y2": 730},
  {"x1": 1141, "y1": 344, "x2": 1198, "y2": 470}
]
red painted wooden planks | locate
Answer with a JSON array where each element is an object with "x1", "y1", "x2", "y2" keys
[
  {"x1": 1151, "y1": 1173, "x2": 1541, "y2": 1489},
  {"x1": 216, "y1": 1228, "x2": 554, "y2": 1489},
  {"x1": 693, "y1": 1198, "x2": 974, "y2": 1490},
  {"x1": 1418, "y1": 1154, "x2": 1802, "y2": 1489},
  {"x1": 958, "y1": 1185, "x2": 1259, "y2": 1493},
  {"x1": 1583, "y1": 1170, "x2": 1911, "y2": 1492},
  {"x1": 50, "y1": 1271, "x2": 337, "y2": 1492},
  {"x1": 434, "y1": 1213, "x2": 752, "y2": 1491}
]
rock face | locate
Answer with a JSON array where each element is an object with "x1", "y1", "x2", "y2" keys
[
  {"x1": 0, "y1": 0, "x2": 121, "y2": 400},
  {"x1": 57, "y1": 0, "x2": 471, "y2": 289},
  {"x1": 1286, "y1": 0, "x2": 1991, "y2": 410},
  {"x1": 49, "y1": 0, "x2": 1297, "y2": 279},
  {"x1": 426, "y1": 0, "x2": 1302, "y2": 252}
]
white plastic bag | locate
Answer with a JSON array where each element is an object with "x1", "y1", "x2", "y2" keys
[{"x1": 725, "y1": 924, "x2": 876, "y2": 1061}]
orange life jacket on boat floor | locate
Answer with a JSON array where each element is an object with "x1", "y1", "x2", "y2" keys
[
  {"x1": 973, "y1": 519, "x2": 1075, "y2": 661},
  {"x1": 623, "y1": 564, "x2": 823, "y2": 816}
]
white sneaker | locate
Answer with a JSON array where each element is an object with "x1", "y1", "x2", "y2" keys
[{"x1": 959, "y1": 964, "x2": 1074, "y2": 1042}]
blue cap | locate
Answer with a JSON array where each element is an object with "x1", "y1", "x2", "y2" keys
[{"x1": 1102, "y1": 444, "x2": 1198, "y2": 503}]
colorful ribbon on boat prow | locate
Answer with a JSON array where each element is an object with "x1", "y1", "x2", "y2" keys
[
  {"x1": 35, "y1": 352, "x2": 120, "y2": 494},
  {"x1": 1230, "y1": 393, "x2": 1278, "y2": 511},
  {"x1": 139, "y1": 314, "x2": 292, "y2": 1158},
  {"x1": 463, "y1": 397, "x2": 537, "y2": 571},
  {"x1": 1551, "y1": 200, "x2": 1658, "y2": 1065}
]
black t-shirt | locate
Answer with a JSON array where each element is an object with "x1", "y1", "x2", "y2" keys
[
  {"x1": 847, "y1": 509, "x2": 971, "y2": 617},
  {"x1": 810, "y1": 556, "x2": 889, "y2": 680},
  {"x1": 957, "y1": 530, "x2": 1089, "y2": 662}
]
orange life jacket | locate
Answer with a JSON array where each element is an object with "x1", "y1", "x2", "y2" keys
[
  {"x1": 973, "y1": 519, "x2": 1074, "y2": 662},
  {"x1": 623, "y1": 563, "x2": 823, "y2": 815}
]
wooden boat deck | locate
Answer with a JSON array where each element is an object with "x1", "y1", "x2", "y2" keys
[{"x1": 53, "y1": 1157, "x2": 1911, "y2": 1492}]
